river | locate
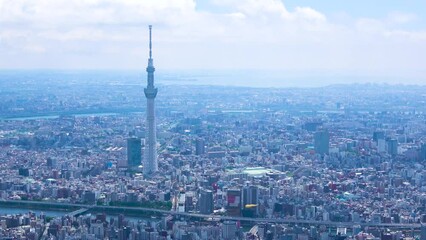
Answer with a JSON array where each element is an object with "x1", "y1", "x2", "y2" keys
[
  {"x1": 0, "y1": 207, "x2": 65, "y2": 217},
  {"x1": 2, "y1": 112, "x2": 120, "y2": 121},
  {"x1": 0, "y1": 207, "x2": 157, "y2": 223}
]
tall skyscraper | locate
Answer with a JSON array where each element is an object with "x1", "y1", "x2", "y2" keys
[
  {"x1": 222, "y1": 221, "x2": 237, "y2": 240},
  {"x1": 242, "y1": 185, "x2": 258, "y2": 208},
  {"x1": 195, "y1": 138, "x2": 205, "y2": 155},
  {"x1": 421, "y1": 223, "x2": 426, "y2": 240},
  {"x1": 373, "y1": 130, "x2": 385, "y2": 143},
  {"x1": 420, "y1": 143, "x2": 426, "y2": 161},
  {"x1": 143, "y1": 25, "x2": 158, "y2": 175},
  {"x1": 387, "y1": 138, "x2": 398, "y2": 156},
  {"x1": 314, "y1": 130, "x2": 330, "y2": 155},
  {"x1": 242, "y1": 185, "x2": 258, "y2": 216},
  {"x1": 127, "y1": 137, "x2": 141, "y2": 167},
  {"x1": 199, "y1": 189, "x2": 214, "y2": 214}
]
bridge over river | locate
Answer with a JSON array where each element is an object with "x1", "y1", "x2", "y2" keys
[{"x1": 0, "y1": 200, "x2": 422, "y2": 230}]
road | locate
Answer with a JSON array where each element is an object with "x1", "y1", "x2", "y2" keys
[{"x1": 1, "y1": 200, "x2": 421, "y2": 229}]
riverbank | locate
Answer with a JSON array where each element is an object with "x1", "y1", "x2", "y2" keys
[
  {"x1": 0, "y1": 200, "x2": 164, "y2": 219},
  {"x1": 0, "y1": 207, "x2": 66, "y2": 218},
  {"x1": 0, "y1": 110, "x2": 141, "y2": 121},
  {"x1": 0, "y1": 200, "x2": 78, "y2": 212}
]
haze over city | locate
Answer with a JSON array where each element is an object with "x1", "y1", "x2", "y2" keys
[{"x1": 1, "y1": 0, "x2": 426, "y2": 86}]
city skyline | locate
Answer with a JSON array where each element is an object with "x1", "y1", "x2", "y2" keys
[
  {"x1": 2, "y1": 1, "x2": 426, "y2": 239},
  {"x1": 1, "y1": 80, "x2": 426, "y2": 238},
  {"x1": 0, "y1": 0, "x2": 425, "y2": 86}
]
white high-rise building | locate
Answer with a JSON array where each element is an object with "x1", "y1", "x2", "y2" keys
[{"x1": 143, "y1": 25, "x2": 158, "y2": 175}]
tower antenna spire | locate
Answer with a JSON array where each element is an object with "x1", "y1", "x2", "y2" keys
[{"x1": 149, "y1": 25, "x2": 152, "y2": 59}]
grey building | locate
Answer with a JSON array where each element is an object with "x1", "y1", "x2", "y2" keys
[
  {"x1": 421, "y1": 224, "x2": 426, "y2": 240},
  {"x1": 420, "y1": 143, "x2": 426, "y2": 161},
  {"x1": 373, "y1": 131, "x2": 385, "y2": 142},
  {"x1": 242, "y1": 185, "x2": 258, "y2": 216},
  {"x1": 314, "y1": 130, "x2": 329, "y2": 155},
  {"x1": 222, "y1": 221, "x2": 237, "y2": 240},
  {"x1": 242, "y1": 185, "x2": 258, "y2": 207},
  {"x1": 195, "y1": 138, "x2": 205, "y2": 155},
  {"x1": 199, "y1": 189, "x2": 214, "y2": 214},
  {"x1": 127, "y1": 137, "x2": 142, "y2": 167},
  {"x1": 387, "y1": 139, "x2": 398, "y2": 156}
]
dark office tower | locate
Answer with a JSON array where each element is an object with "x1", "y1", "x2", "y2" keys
[
  {"x1": 222, "y1": 221, "x2": 238, "y2": 240},
  {"x1": 314, "y1": 130, "x2": 329, "y2": 155},
  {"x1": 242, "y1": 185, "x2": 258, "y2": 217},
  {"x1": 242, "y1": 185, "x2": 258, "y2": 207},
  {"x1": 421, "y1": 143, "x2": 426, "y2": 161},
  {"x1": 373, "y1": 131, "x2": 385, "y2": 143},
  {"x1": 143, "y1": 25, "x2": 158, "y2": 175},
  {"x1": 199, "y1": 189, "x2": 214, "y2": 214},
  {"x1": 387, "y1": 139, "x2": 398, "y2": 156},
  {"x1": 127, "y1": 137, "x2": 142, "y2": 167},
  {"x1": 118, "y1": 214, "x2": 125, "y2": 229},
  {"x1": 18, "y1": 168, "x2": 29, "y2": 177},
  {"x1": 185, "y1": 192, "x2": 195, "y2": 212},
  {"x1": 83, "y1": 191, "x2": 96, "y2": 205},
  {"x1": 421, "y1": 224, "x2": 426, "y2": 240},
  {"x1": 195, "y1": 138, "x2": 205, "y2": 155}
]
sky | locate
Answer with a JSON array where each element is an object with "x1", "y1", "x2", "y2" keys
[{"x1": 0, "y1": 0, "x2": 425, "y2": 83}]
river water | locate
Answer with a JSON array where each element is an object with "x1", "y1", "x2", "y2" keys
[
  {"x1": 0, "y1": 207, "x2": 65, "y2": 217},
  {"x1": 0, "y1": 207, "x2": 155, "y2": 223},
  {"x1": 1, "y1": 112, "x2": 120, "y2": 121}
]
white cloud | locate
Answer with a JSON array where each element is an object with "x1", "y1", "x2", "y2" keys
[
  {"x1": 355, "y1": 18, "x2": 385, "y2": 34},
  {"x1": 387, "y1": 12, "x2": 418, "y2": 25},
  {"x1": 23, "y1": 44, "x2": 46, "y2": 53},
  {"x1": 293, "y1": 7, "x2": 326, "y2": 22},
  {"x1": 0, "y1": 0, "x2": 425, "y2": 77},
  {"x1": 385, "y1": 30, "x2": 426, "y2": 41}
]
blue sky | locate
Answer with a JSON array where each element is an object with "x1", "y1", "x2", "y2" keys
[
  {"x1": 284, "y1": 1, "x2": 426, "y2": 19},
  {"x1": 197, "y1": 0, "x2": 426, "y2": 29},
  {"x1": 198, "y1": 1, "x2": 425, "y2": 17},
  {"x1": 0, "y1": 0, "x2": 425, "y2": 84}
]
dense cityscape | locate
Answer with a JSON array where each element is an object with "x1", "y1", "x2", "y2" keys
[{"x1": 1, "y1": 67, "x2": 426, "y2": 240}]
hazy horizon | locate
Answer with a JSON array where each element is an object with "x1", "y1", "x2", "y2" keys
[
  {"x1": 1, "y1": 0, "x2": 426, "y2": 86},
  {"x1": 1, "y1": 69, "x2": 425, "y2": 88}
]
